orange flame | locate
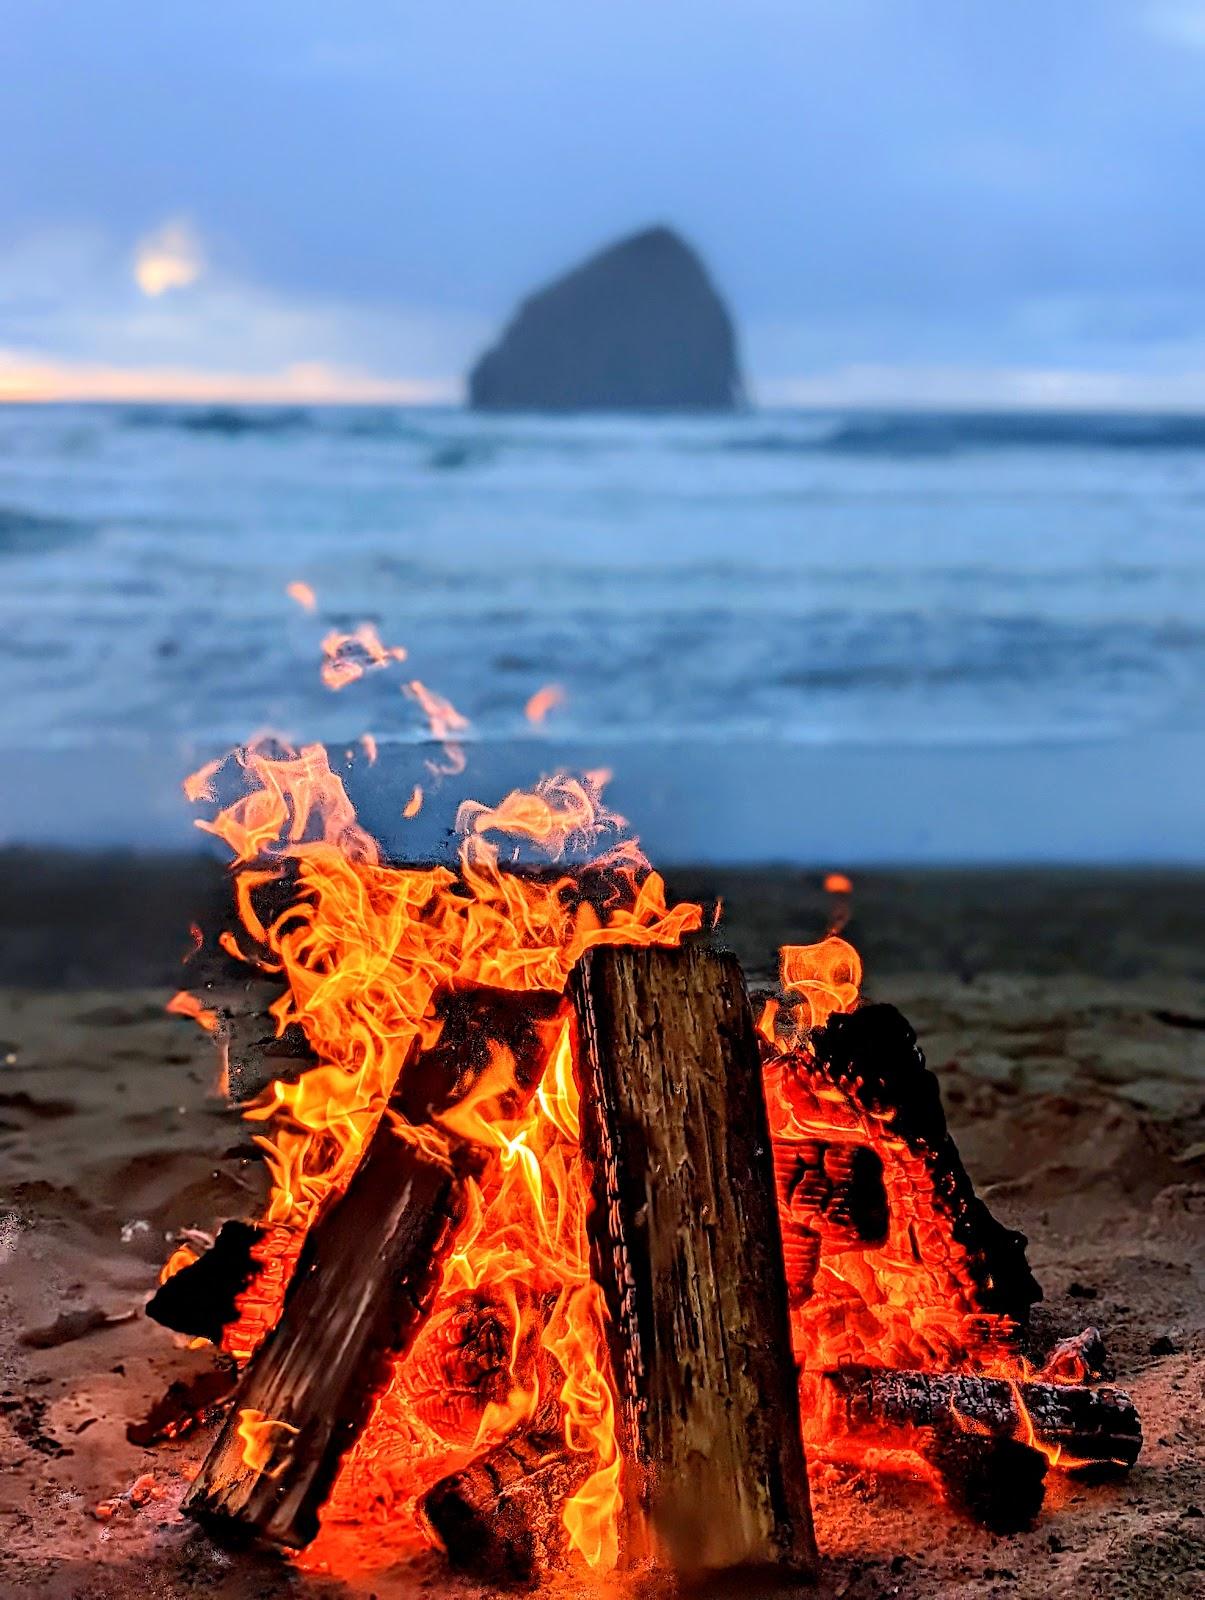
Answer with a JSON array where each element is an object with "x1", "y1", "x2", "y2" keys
[
  {"x1": 525, "y1": 684, "x2": 566, "y2": 725},
  {"x1": 166, "y1": 989, "x2": 219, "y2": 1034},
  {"x1": 758, "y1": 936, "x2": 863, "y2": 1047},
  {"x1": 178, "y1": 731, "x2": 701, "y2": 1568},
  {"x1": 286, "y1": 580, "x2": 318, "y2": 613},
  {"x1": 405, "y1": 679, "x2": 469, "y2": 777},
  {"x1": 237, "y1": 1409, "x2": 301, "y2": 1477},
  {"x1": 158, "y1": 1244, "x2": 199, "y2": 1284},
  {"x1": 320, "y1": 625, "x2": 407, "y2": 691}
]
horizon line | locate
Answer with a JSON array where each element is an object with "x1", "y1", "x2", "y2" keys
[{"x1": 6, "y1": 355, "x2": 1205, "y2": 415}]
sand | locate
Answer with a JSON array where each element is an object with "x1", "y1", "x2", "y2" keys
[{"x1": 0, "y1": 852, "x2": 1202, "y2": 1598}]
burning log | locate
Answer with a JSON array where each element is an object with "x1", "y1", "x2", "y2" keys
[
  {"x1": 422, "y1": 1421, "x2": 593, "y2": 1586},
  {"x1": 807, "y1": 1004, "x2": 1042, "y2": 1327},
  {"x1": 184, "y1": 1122, "x2": 465, "y2": 1548},
  {"x1": 922, "y1": 1428, "x2": 1048, "y2": 1535},
  {"x1": 146, "y1": 1220, "x2": 265, "y2": 1344},
  {"x1": 819, "y1": 1365, "x2": 1142, "y2": 1474},
  {"x1": 571, "y1": 943, "x2": 818, "y2": 1586}
]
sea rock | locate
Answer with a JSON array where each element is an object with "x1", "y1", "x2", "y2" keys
[{"x1": 468, "y1": 225, "x2": 742, "y2": 412}]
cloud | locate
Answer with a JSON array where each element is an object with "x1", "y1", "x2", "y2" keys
[
  {"x1": 0, "y1": 222, "x2": 479, "y2": 401},
  {"x1": 134, "y1": 218, "x2": 205, "y2": 297}
]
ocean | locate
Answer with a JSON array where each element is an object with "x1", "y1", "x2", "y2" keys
[{"x1": 1, "y1": 403, "x2": 1203, "y2": 862}]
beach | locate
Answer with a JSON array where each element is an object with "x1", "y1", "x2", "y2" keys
[{"x1": 1, "y1": 851, "x2": 1202, "y2": 1598}]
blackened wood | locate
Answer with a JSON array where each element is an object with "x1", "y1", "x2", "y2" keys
[
  {"x1": 571, "y1": 943, "x2": 818, "y2": 1585},
  {"x1": 422, "y1": 1425, "x2": 593, "y2": 1587},
  {"x1": 820, "y1": 1366, "x2": 1142, "y2": 1470},
  {"x1": 396, "y1": 985, "x2": 567, "y2": 1125},
  {"x1": 183, "y1": 1128, "x2": 464, "y2": 1548},
  {"x1": 923, "y1": 1427, "x2": 1048, "y2": 1533},
  {"x1": 810, "y1": 1006, "x2": 1041, "y2": 1325},
  {"x1": 146, "y1": 1221, "x2": 265, "y2": 1344}
]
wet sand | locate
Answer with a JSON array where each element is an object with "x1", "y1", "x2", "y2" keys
[{"x1": 1, "y1": 852, "x2": 1202, "y2": 1598}]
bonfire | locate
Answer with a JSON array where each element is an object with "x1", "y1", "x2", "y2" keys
[{"x1": 144, "y1": 613, "x2": 1140, "y2": 1591}]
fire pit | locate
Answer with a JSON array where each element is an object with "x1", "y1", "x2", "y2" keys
[{"x1": 136, "y1": 733, "x2": 1141, "y2": 1592}]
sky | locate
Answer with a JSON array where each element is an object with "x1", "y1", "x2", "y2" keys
[{"x1": 3, "y1": 0, "x2": 1205, "y2": 406}]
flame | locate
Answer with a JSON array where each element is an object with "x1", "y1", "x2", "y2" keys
[
  {"x1": 320, "y1": 625, "x2": 407, "y2": 691},
  {"x1": 759, "y1": 937, "x2": 862, "y2": 1047},
  {"x1": 166, "y1": 623, "x2": 1096, "y2": 1565},
  {"x1": 525, "y1": 684, "x2": 566, "y2": 725},
  {"x1": 158, "y1": 1244, "x2": 199, "y2": 1284},
  {"x1": 166, "y1": 989, "x2": 219, "y2": 1033},
  {"x1": 178, "y1": 730, "x2": 700, "y2": 1568},
  {"x1": 237, "y1": 1409, "x2": 301, "y2": 1477},
  {"x1": 405, "y1": 680, "x2": 469, "y2": 777},
  {"x1": 359, "y1": 733, "x2": 379, "y2": 766},
  {"x1": 286, "y1": 581, "x2": 318, "y2": 613}
]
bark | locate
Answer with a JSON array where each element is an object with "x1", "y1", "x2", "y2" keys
[
  {"x1": 183, "y1": 1127, "x2": 464, "y2": 1548},
  {"x1": 818, "y1": 1365, "x2": 1142, "y2": 1471},
  {"x1": 571, "y1": 943, "x2": 818, "y2": 1587},
  {"x1": 126, "y1": 1359, "x2": 238, "y2": 1447},
  {"x1": 808, "y1": 1006, "x2": 1042, "y2": 1325},
  {"x1": 421, "y1": 1425, "x2": 593, "y2": 1587}
]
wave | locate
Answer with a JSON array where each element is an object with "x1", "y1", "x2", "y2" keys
[
  {"x1": 0, "y1": 505, "x2": 87, "y2": 555},
  {"x1": 122, "y1": 406, "x2": 314, "y2": 436},
  {"x1": 727, "y1": 411, "x2": 1205, "y2": 458}
]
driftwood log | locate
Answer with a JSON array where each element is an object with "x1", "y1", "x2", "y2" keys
[
  {"x1": 571, "y1": 943, "x2": 818, "y2": 1587},
  {"x1": 818, "y1": 1365, "x2": 1142, "y2": 1472},
  {"x1": 183, "y1": 1123, "x2": 464, "y2": 1547}
]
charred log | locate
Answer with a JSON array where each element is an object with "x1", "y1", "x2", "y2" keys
[
  {"x1": 146, "y1": 1220, "x2": 264, "y2": 1344},
  {"x1": 183, "y1": 1128, "x2": 464, "y2": 1548},
  {"x1": 819, "y1": 1366, "x2": 1142, "y2": 1472},
  {"x1": 422, "y1": 1425, "x2": 593, "y2": 1587},
  {"x1": 571, "y1": 943, "x2": 818, "y2": 1585},
  {"x1": 395, "y1": 985, "x2": 566, "y2": 1125},
  {"x1": 923, "y1": 1427, "x2": 1048, "y2": 1534},
  {"x1": 809, "y1": 1005, "x2": 1042, "y2": 1325}
]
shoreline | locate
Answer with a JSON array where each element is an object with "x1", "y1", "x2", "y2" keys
[{"x1": 5, "y1": 729, "x2": 1205, "y2": 868}]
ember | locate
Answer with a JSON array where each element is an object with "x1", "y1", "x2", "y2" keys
[{"x1": 152, "y1": 625, "x2": 1141, "y2": 1588}]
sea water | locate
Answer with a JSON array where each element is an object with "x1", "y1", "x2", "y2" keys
[{"x1": 1, "y1": 404, "x2": 1203, "y2": 861}]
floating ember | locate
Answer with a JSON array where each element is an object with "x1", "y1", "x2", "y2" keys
[{"x1": 148, "y1": 624, "x2": 1140, "y2": 1590}]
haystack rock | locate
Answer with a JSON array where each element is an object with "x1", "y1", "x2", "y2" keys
[{"x1": 468, "y1": 226, "x2": 742, "y2": 412}]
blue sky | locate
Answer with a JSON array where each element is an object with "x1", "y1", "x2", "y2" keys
[{"x1": 3, "y1": 0, "x2": 1205, "y2": 404}]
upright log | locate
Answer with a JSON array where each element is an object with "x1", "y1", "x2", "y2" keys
[
  {"x1": 183, "y1": 1123, "x2": 464, "y2": 1548},
  {"x1": 571, "y1": 943, "x2": 818, "y2": 1587}
]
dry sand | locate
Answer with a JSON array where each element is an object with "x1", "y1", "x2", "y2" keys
[{"x1": 0, "y1": 853, "x2": 1202, "y2": 1599}]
